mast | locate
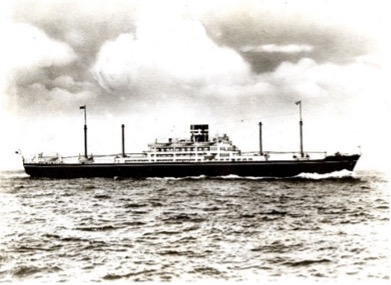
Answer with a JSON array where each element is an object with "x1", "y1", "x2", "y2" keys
[
  {"x1": 295, "y1": 101, "x2": 304, "y2": 157},
  {"x1": 259, "y1": 122, "x2": 263, "y2": 155},
  {"x1": 80, "y1": 105, "x2": 87, "y2": 158},
  {"x1": 121, "y1": 124, "x2": 125, "y2": 157}
]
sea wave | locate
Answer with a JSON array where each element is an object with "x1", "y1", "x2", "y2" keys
[
  {"x1": 0, "y1": 170, "x2": 388, "y2": 282},
  {"x1": 0, "y1": 170, "x2": 29, "y2": 179},
  {"x1": 145, "y1": 170, "x2": 357, "y2": 181},
  {"x1": 146, "y1": 175, "x2": 207, "y2": 181},
  {"x1": 217, "y1": 174, "x2": 272, "y2": 180}
]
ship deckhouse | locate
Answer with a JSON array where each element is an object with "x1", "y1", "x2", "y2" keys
[{"x1": 115, "y1": 124, "x2": 264, "y2": 164}]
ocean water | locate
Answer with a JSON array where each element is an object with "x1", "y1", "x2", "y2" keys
[{"x1": 0, "y1": 170, "x2": 389, "y2": 283}]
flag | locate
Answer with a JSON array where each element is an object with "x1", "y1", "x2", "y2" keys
[
  {"x1": 80, "y1": 105, "x2": 86, "y2": 109},
  {"x1": 295, "y1": 101, "x2": 301, "y2": 105}
]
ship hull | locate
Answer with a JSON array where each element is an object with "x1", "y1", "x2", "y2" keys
[{"x1": 23, "y1": 154, "x2": 360, "y2": 178}]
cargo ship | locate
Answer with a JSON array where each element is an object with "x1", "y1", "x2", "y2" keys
[{"x1": 19, "y1": 103, "x2": 361, "y2": 178}]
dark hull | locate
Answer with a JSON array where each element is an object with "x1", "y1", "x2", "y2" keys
[{"x1": 23, "y1": 154, "x2": 360, "y2": 179}]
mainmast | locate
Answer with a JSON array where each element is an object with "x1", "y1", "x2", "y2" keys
[
  {"x1": 259, "y1": 122, "x2": 263, "y2": 155},
  {"x1": 121, "y1": 124, "x2": 125, "y2": 157},
  {"x1": 295, "y1": 101, "x2": 304, "y2": 157},
  {"x1": 80, "y1": 105, "x2": 88, "y2": 158}
]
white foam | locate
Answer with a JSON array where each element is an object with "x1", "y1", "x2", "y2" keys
[
  {"x1": 0, "y1": 171, "x2": 29, "y2": 179},
  {"x1": 295, "y1": 169, "x2": 356, "y2": 180}
]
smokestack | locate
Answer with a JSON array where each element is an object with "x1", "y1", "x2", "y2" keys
[
  {"x1": 259, "y1": 122, "x2": 263, "y2": 155},
  {"x1": 190, "y1": 124, "x2": 209, "y2": 142},
  {"x1": 121, "y1": 124, "x2": 125, "y2": 157}
]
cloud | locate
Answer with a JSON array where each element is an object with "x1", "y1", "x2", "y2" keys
[
  {"x1": 241, "y1": 44, "x2": 314, "y2": 53},
  {"x1": 91, "y1": 6, "x2": 252, "y2": 96},
  {"x1": 5, "y1": 0, "x2": 383, "y2": 111},
  {"x1": 197, "y1": 0, "x2": 380, "y2": 73},
  {"x1": 0, "y1": 21, "x2": 78, "y2": 116},
  {"x1": 1, "y1": 2, "x2": 119, "y2": 116},
  {"x1": 1, "y1": 23, "x2": 77, "y2": 72},
  {"x1": 9, "y1": 0, "x2": 140, "y2": 76}
]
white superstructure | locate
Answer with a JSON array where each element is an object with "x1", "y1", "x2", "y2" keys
[{"x1": 116, "y1": 132, "x2": 265, "y2": 164}]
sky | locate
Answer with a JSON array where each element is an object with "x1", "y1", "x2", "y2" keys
[{"x1": 0, "y1": 0, "x2": 389, "y2": 171}]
